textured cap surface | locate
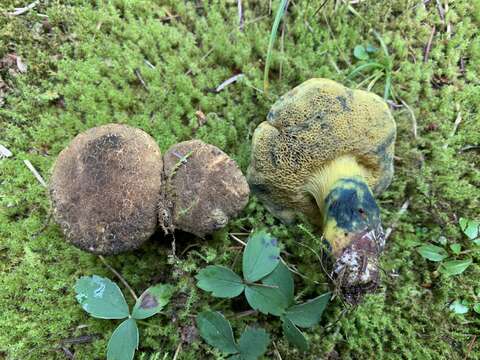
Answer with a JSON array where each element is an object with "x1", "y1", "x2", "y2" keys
[
  {"x1": 247, "y1": 78, "x2": 396, "y2": 224},
  {"x1": 161, "y1": 140, "x2": 250, "y2": 237},
  {"x1": 49, "y1": 124, "x2": 162, "y2": 254}
]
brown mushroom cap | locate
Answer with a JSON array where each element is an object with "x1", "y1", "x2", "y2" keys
[
  {"x1": 49, "y1": 124, "x2": 162, "y2": 255},
  {"x1": 160, "y1": 140, "x2": 250, "y2": 237},
  {"x1": 247, "y1": 78, "x2": 396, "y2": 225}
]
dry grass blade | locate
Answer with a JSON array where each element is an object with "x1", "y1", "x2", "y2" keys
[
  {"x1": 264, "y1": 0, "x2": 289, "y2": 93},
  {"x1": 8, "y1": 0, "x2": 39, "y2": 16},
  {"x1": 0, "y1": 144, "x2": 13, "y2": 158},
  {"x1": 23, "y1": 160, "x2": 47, "y2": 187}
]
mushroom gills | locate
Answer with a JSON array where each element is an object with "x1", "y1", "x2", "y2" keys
[{"x1": 305, "y1": 155, "x2": 385, "y2": 304}]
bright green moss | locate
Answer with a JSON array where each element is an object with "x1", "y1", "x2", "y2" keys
[{"x1": 1, "y1": 0, "x2": 479, "y2": 359}]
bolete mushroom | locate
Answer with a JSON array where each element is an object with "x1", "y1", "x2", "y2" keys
[
  {"x1": 160, "y1": 140, "x2": 250, "y2": 237},
  {"x1": 50, "y1": 124, "x2": 163, "y2": 255},
  {"x1": 247, "y1": 78, "x2": 396, "y2": 303}
]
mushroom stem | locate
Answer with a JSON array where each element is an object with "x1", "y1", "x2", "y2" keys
[{"x1": 305, "y1": 156, "x2": 386, "y2": 304}]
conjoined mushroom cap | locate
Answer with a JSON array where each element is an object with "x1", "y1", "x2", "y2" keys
[
  {"x1": 161, "y1": 140, "x2": 250, "y2": 238},
  {"x1": 247, "y1": 78, "x2": 396, "y2": 226},
  {"x1": 49, "y1": 124, "x2": 163, "y2": 255}
]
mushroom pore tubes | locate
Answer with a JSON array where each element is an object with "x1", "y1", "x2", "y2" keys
[{"x1": 247, "y1": 78, "x2": 396, "y2": 303}]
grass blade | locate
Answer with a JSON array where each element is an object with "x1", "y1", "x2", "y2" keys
[{"x1": 264, "y1": 0, "x2": 289, "y2": 93}]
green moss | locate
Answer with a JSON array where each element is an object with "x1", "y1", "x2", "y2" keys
[{"x1": 1, "y1": 0, "x2": 479, "y2": 359}]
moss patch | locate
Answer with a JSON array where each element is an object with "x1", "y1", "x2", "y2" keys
[{"x1": 1, "y1": 0, "x2": 479, "y2": 359}]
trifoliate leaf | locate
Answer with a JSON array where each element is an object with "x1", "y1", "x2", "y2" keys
[
  {"x1": 238, "y1": 327, "x2": 270, "y2": 360},
  {"x1": 473, "y1": 303, "x2": 480, "y2": 314},
  {"x1": 262, "y1": 261, "x2": 294, "y2": 306},
  {"x1": 353, "y1": 45, "x2": 369, "y2": 60},
  {"x1": 281, "y1": 316, "x2": 308, "y2": 351},
  {"x1": 459, "y1": 218, "x2": 479, "y2": 240},
  {"x1": 285, "y1": 292, "x2": 331, "y2": 328},
  {"x1": 75, "y1": 275, "x2": 129, "y2": 319},
  {"x1": 196, "y1": 311, "x2": 239, "y2": 355},
  {"x1": 244, "y1": 284, "x2": 289, "y2": 316},
  {"x1": 131, "y1": 284, "x2": 174, "y2": 320},
  {"x1": 196, "y1": 266, "x2": 245, "y2": 298},
  {"x1": 243, "y1": 230, "x2": 280, "y2": 282},
  {"x1": 440, "y1": 259, "x2": 472, "y2": 276},
  {"x1": 416, "y1": 244, "x2": 448, "y2": 262},
  {"x1": 449, "y1": 243, "x2": 461, "y2": 255},
  {"x1": 107, "y1": 318, "x2": 139, "y2": 360},
  {"x1": 449, "y1": 300, "x2": 469, "y2": 314}
]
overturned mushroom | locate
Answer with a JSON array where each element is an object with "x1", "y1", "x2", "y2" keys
[
  {"x1": 160, "y1": 140, "x2": 250, "y2": 238},
  {"x1": 49, "y1": 124, "x2": 163, "y2": 255},
  {"x1": 247, "y1": 78, "x2": 396, "y2": 304}
]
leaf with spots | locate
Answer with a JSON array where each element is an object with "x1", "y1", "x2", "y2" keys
[
  {"x1": 242, "y1": 230, "x2": 280, "y2": 282},
  {"x1": 74, "y1": 275, "x2": 129, "y2": 319},
  {"x1": 131, "y1": 284, "x2": 174, "y2": 320}
]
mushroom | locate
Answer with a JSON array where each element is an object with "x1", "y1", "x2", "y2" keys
[
  {"x1": 49, "y1": 124, "x2": 163, "y2": 255},
  {"x1": 160, "y1": 140, "x2": 250, "y2": 237},
  {"x1": 247, "y1": 78, "x2": 396, "y2": 303}
]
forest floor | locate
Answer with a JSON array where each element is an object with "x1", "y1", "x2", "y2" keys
[{"x1": 1, "y1": 1, "x2": 479, "y2": 359}]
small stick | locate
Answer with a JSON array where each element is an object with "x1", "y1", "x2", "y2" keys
[
  {"x1": 24, "y1": 160, "x2": 47, "y2": 187},
  {"x1": 272, "y1": 341, "x2": 283, "y2": 360},
  {"x1": 399, "y1": 99, "x2": 417, "y2": 139},
  {"x1": 237, "y1": 0, "x2": 244, "y2": 31},
  {"x1": 460, "y1": 145, "x2": 480, "y2": 152},
  {"x1": 435, "y1": 0, "x2": 445, "y2": 23},
  {"x1": 443, "y1": 104, "x2": 462, "y2": 149},
  {"x1": 423, "y1": 26, "x2": 436, "y2": 63},
  {"x1": 134, "y1": 68, "x2": 149, "y2": 92},
  {"x1": 466, "y1": 335, "x2": 477, "y2": 359},
  {"x1": 172, "y1": 342, "x2": 182, "y2": 360},
  {"x1": 0, "y1": 144, "x2": 13, "y2": 158},
  {"x1": 61, "y1": 334, "x2": 98, "y2": 345},
  {"x1": 229, "y1": 233, "x2": 247, "y2": 246},
  {"x1": 98, "y1": 255, "x2": 138, "y2": 301},
  {"x1": 385, "y1": 198, "x2": 411, "y2": 240},
  {"x1": 215, "y1": 74, "x2": 244, "y2": 93},
  {"x1": 234, "y1": 309, "x2": 257, "y2": 319},
  {"x1": 8, "y1": 0, "x2": 39, "y2": 16},
  {"x1": 144, "y1": 59, "x2": 155, "y2": 69}
]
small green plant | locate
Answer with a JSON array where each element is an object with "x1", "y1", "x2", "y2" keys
[
  {"x1": 75, "y1": 275, "x2": 173, "y2": 360},
  {"x1": 416, "y1": 217, "x2": 480, "y2": 276},
  {"x1": 348, "y1": 32, "x2": 394, "y2": 101},
  {"x1": 196, "y1": 230, "x2": 331, "y2": 351},
  {"x1": 197, "y1": 311, "x2": 270, "y2": 359}
]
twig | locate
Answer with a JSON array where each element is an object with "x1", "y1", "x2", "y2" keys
[
  {"x1": 435, "y1": 0, "x2": 445, "y2": 23},
  {"x1": 133, "y1": 68, "x2": 148, "y2": 92},
  {"x1": 399, "y1": 98, "x2": 417, "y2": 139},
  {"x1": 61, "y1": 334, "x2": 99, "y2": 345},
  {"x1": 144, "y1": 59, "x2": 155, "y2": 69},
  {"x1": 443, "y1": 104, "x2": 462, "y2": 149},
  {"x1": 237, "y1": 0, "x2": 244, "y2": 31},
  {"x1": 0, "y1": 144, "x2": 13, "y2": 158},
  {"x1": 59, "y1": 346, "x2": 74, "y2": 360},
  {"x1": 8, "y1": 0, "x2": 39, "y2": 16},
  {"x1": 459, "y1": 145, "x2": 480, "y2": 152},
  {"x1": 215, "y1": 74, "x2": 244, "y2": 93},
  {"x1": 229, "y1": 233, "x2": 247, "y2": 246},
  {"x1": 98, "y1": 255, "x2": 138, "y2": 301},
  {"x1": 172, "y1": 342, "x2": 182, "y2": 360},
  {"x1": 385, "y1": 198, "x2": 411, "y2": 240},
  {"x1": 234, "y1": 309, "x2": 257, "y2": 319},
  {"x1": 466, "y1": 335, "x2": 477, "y2": 359},
  {"x1": 272, "y1": 341, "x2": 283, "y2": 360},
  {"x1": 23, "y1": 160, "x2": 47, "y2": 187},
  {"x1": 423, "y1": 26, "x2": 436, "y2": 63}
]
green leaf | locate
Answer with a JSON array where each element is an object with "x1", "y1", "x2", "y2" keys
[
  {"x1": 107, "y1": 318, "x2": 139, "y2": 360},
  {"x1": 440, "y1": 259, "x2": 472, "y2": 276},
  {"x1": 262, "y1": 262, "x2": 294, "y2": 306},
  {"x1": 449, "y1": 300, "x2": 469, "y2": 314},
  {"x1": 75, "y1": 275, "x2": 129, "y2": 319},
  {"x1": 449, "y1": 244, "x2": 462, "y2": 255},
  {"x1": 366, "y1": 44, "x2": 378, "y2": 53},
  {"x1": 196, "y1": 311, "x2": 239, "y2": 355},
  {"x1": 196, "y1": 266, "x2": 245, "y2": 298},
  {"x1": 285, "y1": 292, "x2": 331, "y2": 328},
  {"x1": 245, "y1": 284, "x2": 289, "y2": 316},
  {"x1": 238, "y1": 327, "x2": 270, "y2": 360},
  {"x1": 242, "y1": 231, "x2": 280, "y2": 282},
  {"x1": 473, "y1": 303, "x2": 480, "y2": 314},
  {"x1": 131, "y1": 284, "x2": 174, "y2": 320},
  {"x1": 416, "y1": 244, "x2": 448, "y2": 262},
  {"x1": 459, "y1": 218, "x2": 480, "y2": 240},
  {"x1": 281, "y1": 316, "x2": 308, "y2": 351},
  {"x1": 353, "y1": 45, "x2": 369, "y2": 60}
]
